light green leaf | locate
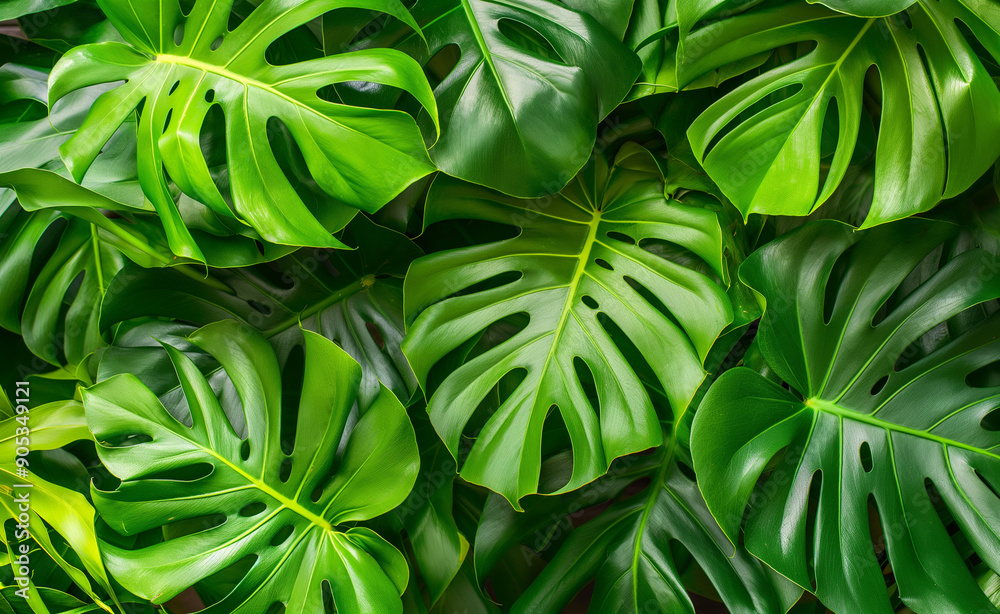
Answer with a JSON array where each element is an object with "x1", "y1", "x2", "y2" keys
[
  {"x1": 83, "y1": 320, "x2": 419, "y2": 613},
  {"x1": 50, "y1": 0, "x2": 439, "y2": 260},
  {"x1": 678, "y1": 0, "x2": 1000, "y2": 226}
]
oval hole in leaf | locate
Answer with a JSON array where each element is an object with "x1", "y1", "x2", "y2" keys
[
  {"x1": 497, "y1": 19, "x2": 565, "y2": 65},
  {"x1": 870, "y1": 375, "x2": 888, "y2": 395},
  {"x1": 967, "y1": 361, "x2": 1000, "y2": 388},
  {"x1": 860, "y1": 441, "x2": 873, "y2": 472},
  {"x1": 605, "y1": 231, "x2": 635, "y2": 245},
  {"x1": 424, "y1": 44, "x2": 460, "y2": 90},
  {"x1": 981, "y1": 407, "x2": 1000, "y2": 432},
  {"x1": 270, "y1": 525, "x2": 294, "y2": 547},
  {"x1": 365, "y1": 321, "x2": 385, "y2": 350},
  {"x1": 239, "y1": 502, "x2": 267, "y2": 518}
]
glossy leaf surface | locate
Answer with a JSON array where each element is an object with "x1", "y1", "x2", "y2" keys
[
  {"x1": 83, "y1": 320, "x2": 419, "y2": 613},
  {"x1": 679, "y1": 0, "x2": 1000, "y2": 226},
  {"x1": 354, "y1": 0, "x2": 640, "y2": 196},
  {"x1": 693, "y1": 219, "x2": 1000, "y2": 613},
  {"x1": 404, "y1": 144, "x2": 732, "y2": 507},
  {"x1": 50, "y1": 0, "x2": 439, "y2": 260}
]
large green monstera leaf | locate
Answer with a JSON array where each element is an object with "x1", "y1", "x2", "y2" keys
[
  {"x1": 49, "y1": 0, "x2": 439, "y2": 261},
  {"x1": 477, "y1": 439, "x2": 801, "y2": 614},
  {"x1": 352, "y1": 0, "x2": 640, "y2": 197},
  {"x1": 404, "y1": 144, "x2": 733, "y2": 507},
  {"x1": 82, "y1": 320, "x2": 419, "y2": 613},
  {"x1": 677, "y1": 0, "x2": 1000, "y2": 226},
  {"x1": 692, "y1": 219, "x2": 1000, "y2": 613}
]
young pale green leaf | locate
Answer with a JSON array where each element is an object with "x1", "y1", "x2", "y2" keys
[
  {"x1": 404, "y1": 143, "x2": 732, "y2": 507},
  {"x1": 678, "y1": 0, "x2": 1000, "y2": 227},
  {"x1": 693, "y1": 219, "x2": 1000, "y2": 613},
  {"x1": 353, "y1": 0, "x2": 640, "y2": 197},
  {"x1": 49, "y1": 0, "x2": 439, "y2": 261},
  {"x1": 83, "y1": 320, "x2": 419, "y2": 613},
  {"x1": 0, "y1": 401, "x2": 115, "y2": 612}
]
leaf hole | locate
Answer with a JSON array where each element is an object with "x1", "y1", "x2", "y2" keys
[
  {"x1": 454, "y1": 271, "x2": 523, "y2": 299},
  {"x1": 246, "y1": 299, "x2": 272, "y2": 316},
  {"x1": 279, "y1": 458, "x2": 293, "y2": 483},
  {"x1": 162, "y1": 109, "x2": 173, "y2": 133},
  {"x1": 676, "y1": 460, "x2": 697, "y2": 482},
  {"x1": 265, "y1": 603, "x2": 285, "y2": 614},
  {"x1": 211, "y1": 36, "x2": 223, "y2": 51},
  {"x1": 594, "y1": 258, "x2": 614, "y2": 271},
  {"x1": 240, "y1": 439, "x2": 251, "y2": 461},
  {"x1": 279, "y1": 344, "x2": 306, "y2": 456},
  {"x1": 605, "y1": 231, "x2": 635, "y2": 245},
  {"x1": 270, "y1": 525, "x2": 294, "y2": 547},
  {"x1": 168, "y1": 80, "x2": 180, "y2": 96},
  {"x1": 173, "y1": 24, "x2": 184, "y2": 46},
  {"x1": 497, "y1": 19, "x2": 565, "y2": 65},
  {"x1": 162, "y1": 513, "x2": 226, "y2": 540},
  {"x1": 981, "y1": 407, "x2": 1000, "y2": 432},
  {"x1": 423, "y1": 44, "x2": 460, "y2": 90},
  {"x1": 239, "y1": 502, "x2": 267, "y2": 517},
  {"x1": 573, "y1": 357, "x2": 600, "y2": 419},
  {"x1": 365, "y1": 321, "x2": 385, "y2": 350},
  {"x1": 205, "y1": 89, "x2": 215, "y2": 103},
  {"x1": 823, "y1": 242, "x2": 860, "y2": 325},
  {"x1": 581, "y1": 295, "x2": 598, "y2": 309},
  {"x1": 859, "y1": 441, "x2": 873, "y2": 472},
  {"x1": 870, "y1": 375, "x2": 888, "y2": 395},
  {"x1": 967, "y1": 361, "x2": 1000, "y2": 388}
]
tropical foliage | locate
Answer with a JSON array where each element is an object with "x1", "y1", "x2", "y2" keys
[{"x1": 0, "y1": 0, "x2": 998, "y2": 613}]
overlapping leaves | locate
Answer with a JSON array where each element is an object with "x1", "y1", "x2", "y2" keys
[
  {"x1": 678, "y1": 0, "x2": 1000, "y2": 226},
  {"x1": 84, "y1": 320, "x2": 419, "y2": 613},
  {"x1": 351, "y1": 0, "x2": 640, "y2": 196},
  {"x1": 693, "y1": 219, "x2": 1000, "y2": 613},
  {"x1": 404, "y1": 143, "x2": 733, "y2": 507},
  {"x1": 50, "y1": 0, "x2": 439, "y2": 261}
]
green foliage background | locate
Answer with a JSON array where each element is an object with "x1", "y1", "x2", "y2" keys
[{"x1": 0, "y1": 0, "x2": 999, "y2": 613}]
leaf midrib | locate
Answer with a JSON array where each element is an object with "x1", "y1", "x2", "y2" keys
[
  {"x1": 193, "y1": 433, "x2": 333, "y2": 531},
  {"x1": 807, "y1": 397, "x2": 1000, "y2": 461}
]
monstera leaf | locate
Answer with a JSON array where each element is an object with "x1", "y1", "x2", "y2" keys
[
  {"x1": 49, "y1": 0, "x2": 439, "y2": 261},
  {"x1": 98, "y1": 216, "x2": 421, "y2": 410},
  {"x1": 692, "y1": 219, "x2": 1000, "y2": 613},
  {"x1": 352, "y1": 0, "x2": 640, "y2": 197},
  {"x1": 477, "y1": 440, "x2": 801, "y2": 614},
  {"x1": 0, "y1": 400, "x2": 115, "y2": 611},
  {"x1": 677, "y1": 0, "x2": 1000, "y2": 226},
  {"x1": 82, "y1": 320, "x2": 419, "y2": 613},
  {"x1": 403, "y1": 143, "x2": 733, "y2": 507}
]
